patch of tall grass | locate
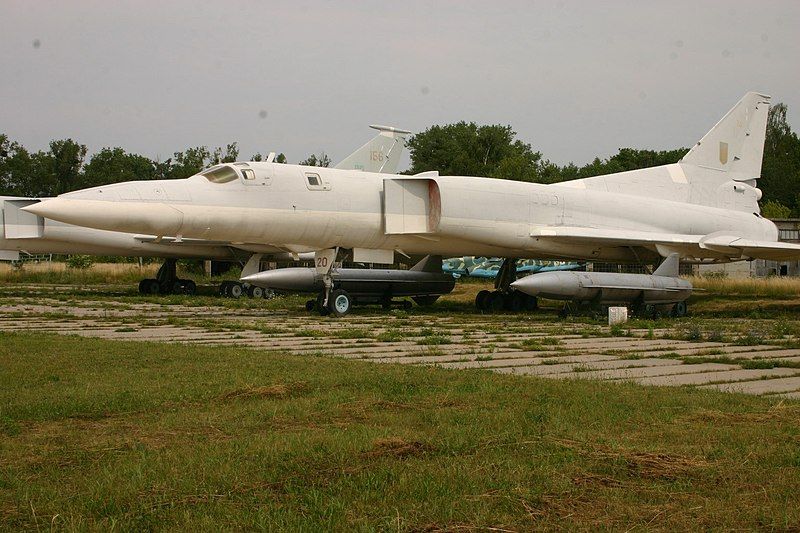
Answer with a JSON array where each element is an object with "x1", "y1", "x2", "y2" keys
[
  {"x1": 0, "y1": 262, "x2": 158, "y2": 284},
  {"x1": 690, "y1": 275, "x2": 800, "y2": 297}
]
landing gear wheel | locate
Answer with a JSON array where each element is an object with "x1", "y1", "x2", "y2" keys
[
  {"x1": 248, "y1": 286, "x2": 264, "y2": 299},
  {"x1": 305, "y1": 299, "x2": 316, "y2": 312},
  {"x1": 505, "y1": 291, "x2": 525, "y2": 312},
  {"x1": 486, "y1": 291, "x2": 505, "y2": 313},
  {"x1": 402, "y1": 300, "x2": 413, "y2": 310},
  {"x1": 263, "y1": 289, "x2": 276, "y2": 300},
  {"x1": 172, "y1": 280, "x2": 185, "y2": 294},
  {"x1": 412, "y1": 295, "x2": 439, "y2": 306},
  {"x1": 229, "y1": 282, "x2": 244, "y2": 299},
  {"x1": 330, "y1": 289, "x2": 352, "y2": 317},
  {"x1": 523, "y1": 294, "x2": 538, "y2": 311},
  {"x1": 671, "y1": 301, "x2": 687, "y2": 318},
  {"x1": 475, "y1": 290, "x2": 491, "y2": 311},
  {"x1": 140, "y1": 279, "x2": 160, "y2": 295},
  {"x1": 381, "y1": 296, "x2": 392, "y2": 311}
]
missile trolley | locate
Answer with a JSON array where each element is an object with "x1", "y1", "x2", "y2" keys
[
  {"x1": 240, "y1": 255, "x2": 455, "y2": 317},
  {"x1": 510, "y1": 254, "x2": 693, "y2": 318}
]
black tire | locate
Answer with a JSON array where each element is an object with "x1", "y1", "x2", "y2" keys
[
  {"x1": 523, "y1": 294, "x2": 538, "y2": 311},
  {"x1": 263, "y1": 289, "x2": 276, "y2": 300},
  {"x1": 672, "y1": 301, "x2": 687, "y2": 317},
  {"x1": 229, "y1": 283, "x2": 244, "y2": 299},
  {"x1": 412, "y1": 295, "x2": 439, "y2": 306},
  {"x1": 182, "y1": 280, "x2": 197, "y2": 295},
  {"x1": 141, "y1": 279, "x2": 160, "y2": 295},
  {"x1": 402, "y1": 300, "x2": 413, "y2": 310},
  {"x1": 487, "y1": 291, "x2": 505, "y2": 312},
  {"x1": 330, "y1": 289, "x2": 352, "y2": 317},
  {"x1": 138, "y1": 279, "x2": 149, "y2": 294},
  {"x1": 305, "y1": 299, "x2": 316, "y2": 312},
  {"x1": 219, "y1": 281, "x2": 232, "y2": 297},
  {"x1": 506, "y1": 291, "x2": 525, "y2": 312},
  {"x1": 248, "y1": 286, "x2": 264, "y2": 299},
  {"x1": 475, "y1": 290, "x2": 491, "y2": 311},
  {"x1": 171, "y1": 280, "x2": 184, "y2": 294}
]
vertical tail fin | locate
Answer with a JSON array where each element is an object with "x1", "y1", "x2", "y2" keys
[
  {"x1": 680, "y1": 92, "x2": 771, "y2": 182},
  {"x1": 653, "y1": 253, "x2": 680, "y2": 277},
  {"x1": 334, "y1": 125, "x2": 411, "y2": 174}
]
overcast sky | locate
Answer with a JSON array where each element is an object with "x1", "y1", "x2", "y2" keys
[{"x1": 1, "y1": 1, "x2": 798, "y2": 169}]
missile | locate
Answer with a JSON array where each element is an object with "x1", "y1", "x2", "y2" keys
[
  {"x1": 509, "y1": 253, "x2": 692, "y2": 312},
  {"x1": 241, "y1": 266, "x2": 455, "y2": 299}
]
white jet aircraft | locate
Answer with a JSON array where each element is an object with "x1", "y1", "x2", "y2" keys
[
  {"x1": 26, "y1": 92, "x2": 800, "y2": 313},
  {"x1": 3, "y1": 124, "x2": 409, "y2": 295}
]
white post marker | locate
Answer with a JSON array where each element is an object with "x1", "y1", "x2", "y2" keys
[{"x1": 608, "y1": 307, "x2": 628, "y2": 325}]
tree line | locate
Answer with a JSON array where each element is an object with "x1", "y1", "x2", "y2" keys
[{"x1": 2, "y1": 104, "x2": 798, "y2": 218}]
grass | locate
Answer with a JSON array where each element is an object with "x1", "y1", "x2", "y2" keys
[
  {"x1": 1, "y1": 332, "x2": 799, "y2": 530},
  {"x1": 690, "y1": 275, "x2": 800, "y2": 297},
  {"x1": 0, "y1": 261, "x2": 159, "y2": 284}
]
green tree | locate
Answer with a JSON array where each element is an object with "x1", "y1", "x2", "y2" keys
[
  {"x1": 210, "y1": 143, "x2": 239, "y2": 164},
  {"x1": 761, "y1": 199, "x2": 792, "y2": 219},
  {"x1": 299, "y1": 152, "x2": 331, "y2": 167},
  {"x1": 49, "y1": 139, "x2": 88, "y2": 194},
  {"x1": 167, "y1": 146, "x2": 212, "y2": 179},
  {"x1": 407, "y1": 122, "x2": 547, "y2": 182},
  {"x1": 0, "y1": 134, "x2": 33, "y2": 195},
  {"x1": 81, "y1": 148, "x2": 157, "y2": 188},
  {"x1": 759, "y1": 103, "x2": 800, "y2": 211},
  {"x1": 251, "y1": 152, "x2": 287, "y2": 163}
]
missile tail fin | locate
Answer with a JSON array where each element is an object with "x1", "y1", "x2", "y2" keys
[
  {"x1": 653, "y1": 253, "x2": 680, "y2": 277},
  {"x1": 410, "y1": 255, "x2": 443, "y2": 273}
]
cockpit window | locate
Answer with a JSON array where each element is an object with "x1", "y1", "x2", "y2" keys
[
  {"x1": 200, "y1": 165, "x2": 238, "y2": 184},
  {"x1": 307, "y1": 174, "x2": 320, "y2": 186}
]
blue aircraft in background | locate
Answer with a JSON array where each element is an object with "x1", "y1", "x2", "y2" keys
[{"x1": 445, "y1": 258, "x2": 583, "y2": 279}]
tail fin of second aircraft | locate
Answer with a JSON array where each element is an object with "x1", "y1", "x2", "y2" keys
[
  {"x1": 334, "y1": 125, "x2": 411, "y2": 174},
  {"x1": 680, "y1": 91, "x2": 771, "y2": 184}
]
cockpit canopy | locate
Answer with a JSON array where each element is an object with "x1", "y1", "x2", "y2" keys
[
  {"x1": 200, "y1": 163, "x2": 258, "y2": 183},
  {"x1": 200, "y1": 165, "x2": 239, "y2": 183}
]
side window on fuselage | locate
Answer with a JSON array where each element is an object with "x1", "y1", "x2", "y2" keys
[{"x1": 305, "y1": 172, "x2": 329, "y2": 191}]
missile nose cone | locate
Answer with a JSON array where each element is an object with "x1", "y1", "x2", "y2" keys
[
  {"x1": 511, "y1": 276, "x2": 543, "y2": 296},
  {"x1": 511, "y1": 272, "x2": 568, "y2": 297},
  {"x1": 241, "y1": 267, "x2": 318, "y2": 292}
]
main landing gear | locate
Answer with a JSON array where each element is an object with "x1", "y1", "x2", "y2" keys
[
  {"x1": 474, "y1": 257, "x2": 538, "y2": 313},
  {"x1": 138, "y1": 259, "x2": 197, "y2": 295}
]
